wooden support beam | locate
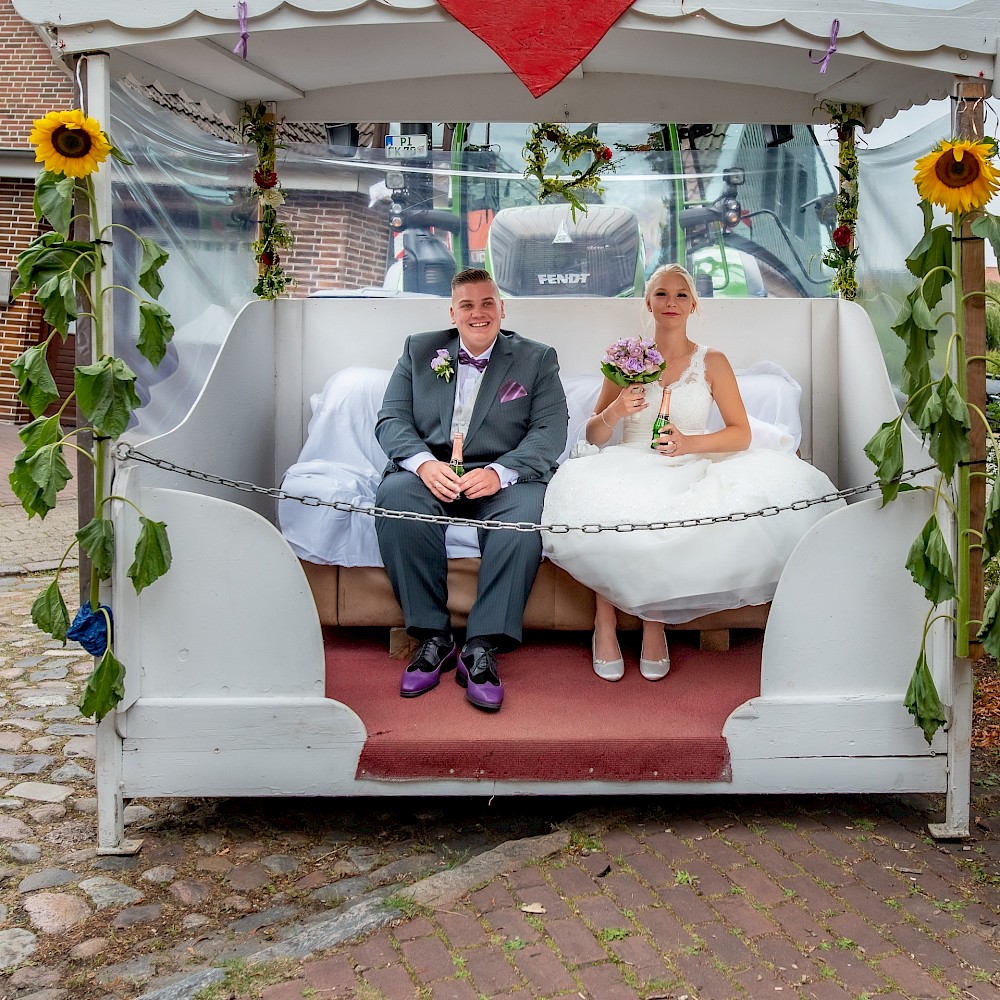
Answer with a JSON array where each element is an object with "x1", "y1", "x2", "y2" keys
[{"x1": 955, "y1": 80, "x2": 987, "y2": 659}]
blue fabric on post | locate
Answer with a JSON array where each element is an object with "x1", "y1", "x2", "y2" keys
[{"x1": 67, "y1": 603, "x2": 113, "y2": 657}]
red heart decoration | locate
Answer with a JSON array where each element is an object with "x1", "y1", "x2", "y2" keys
[{"x1": 437, "y1": 0, "x2": 635, "y2": 97}]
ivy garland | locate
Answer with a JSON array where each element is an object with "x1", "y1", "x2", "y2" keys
[
  {"x1": 820, "y1": 102, "x2": 862, "y2": 300},
  {"x1": 238, "y1": 102, "x2": 294, "y2": 299},
  {"x1": 523, "y1": 123, "x2": 616, "y2": 219}
]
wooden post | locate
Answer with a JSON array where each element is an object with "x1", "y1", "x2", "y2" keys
[{"x1": 955, "y1": 80, "x2": 986, "y2": 658}]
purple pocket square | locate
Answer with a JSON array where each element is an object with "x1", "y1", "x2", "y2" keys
[{"x1": 499, "y1": 380, "x2": 527, "y2": 403}]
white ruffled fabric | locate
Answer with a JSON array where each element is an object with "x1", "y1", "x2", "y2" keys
[
  {"x1": 540, "y1": 347, "x2": 842, "y2": 623},
  {"x1": 279, "y1": 362, "x2": 813, "y2": 572}
]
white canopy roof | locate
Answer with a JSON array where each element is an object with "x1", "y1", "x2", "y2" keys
[{"x1": 12, "y1": 0, "x2": 1000, "y2": 128}]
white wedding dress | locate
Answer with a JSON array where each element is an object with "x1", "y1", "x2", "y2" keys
[{"x1": 541, "y1": 345, "x2": 844, "y2": 622}]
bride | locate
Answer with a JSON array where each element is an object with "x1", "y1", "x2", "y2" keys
[{"x1": 541, "y1": 264, "x2": 843, "y2": 681}]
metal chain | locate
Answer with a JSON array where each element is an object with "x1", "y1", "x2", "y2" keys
[{"x1": 115, "y1": 442, "x2": 937, "y2": 535}]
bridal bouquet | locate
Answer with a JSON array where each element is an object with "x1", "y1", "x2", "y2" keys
[{"x1": 600, "y1": 337, "x2": 665, "y2": 386}]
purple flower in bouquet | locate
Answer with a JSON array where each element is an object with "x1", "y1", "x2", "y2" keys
[
  {"x1": 431, "y1": 348, "x2": 454, "y2": 382},
  {"x1": 600, "y1": 336, "x2": 665, "y2": 387}
]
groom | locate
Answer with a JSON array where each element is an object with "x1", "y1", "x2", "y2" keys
[{"x1": 374, "y1": 268, "x2": 568, "y2": 711}]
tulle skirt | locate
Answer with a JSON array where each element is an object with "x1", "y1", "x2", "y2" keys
[{"x1": 541, "y1": 443, "x2": 843, "y2": 622}]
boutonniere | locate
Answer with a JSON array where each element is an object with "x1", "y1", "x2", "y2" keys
[{"x1": 431, "y1": 349, "x2": 454, "y2": 382}]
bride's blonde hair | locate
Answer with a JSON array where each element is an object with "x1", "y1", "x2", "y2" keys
[{"x1": 644, "y1": 263, "x2": 700, "y2": 312}]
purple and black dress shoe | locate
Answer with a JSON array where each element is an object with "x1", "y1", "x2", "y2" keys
[
  {"x1": 456, "y1": 643, "x2": 504, "y2": 710},
  {"x1": 400, "y1": 635, "x2": 458, "y2": 697}
]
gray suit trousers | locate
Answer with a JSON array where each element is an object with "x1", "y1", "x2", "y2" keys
[{"x1": 375, "y1": 472, "x2": 546, "y2": 649}]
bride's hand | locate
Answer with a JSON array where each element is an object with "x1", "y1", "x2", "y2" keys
[
  {"x1": 655, "y1": 423, "x2": 688, "y2": 457},
  {"x1": 616, "y1": 384, "x2": 648, "y2": 419}
]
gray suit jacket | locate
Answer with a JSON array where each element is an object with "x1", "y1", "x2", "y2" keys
[{"x1": 375, "y1": 328, "x2": 568, "y2": 484}]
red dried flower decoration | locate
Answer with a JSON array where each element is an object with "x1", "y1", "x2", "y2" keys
[
  {"x1": 254, "y1": 168, "x2": 279, "y2": 189},
  {"x1": 832, "y1": 225, "x2": 853, "y2": 248}
]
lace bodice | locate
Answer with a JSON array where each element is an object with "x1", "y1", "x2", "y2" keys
[{"x1": 621, "y1": 344, "x2": 712, "y2": 447}]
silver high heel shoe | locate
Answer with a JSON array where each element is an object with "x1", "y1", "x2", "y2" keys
[
  {"x1": 592, "y1": 632, "x2": 625, "y2": 681},
  {"x1": 639, "y1": 631, "x2": 670, "y2": 681}
]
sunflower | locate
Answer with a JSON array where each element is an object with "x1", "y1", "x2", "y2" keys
[
  {"x1": 913, "y1": 138, "x2": 1000, "y2": 214},
  {"x1": 29, "y1": 109, "x2": 112, "y2": 178}
]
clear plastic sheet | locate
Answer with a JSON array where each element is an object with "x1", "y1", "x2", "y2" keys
[
  {"x1": 109, "y1": 82, "x2": 256, "y2": 441},
  {"x1": 857, "y1": 113, "x2": 954, "y2": 391}
]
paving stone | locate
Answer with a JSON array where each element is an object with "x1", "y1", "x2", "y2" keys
[
  {"x1": 57, "y1": 847, "x2": 96, "y2": 864},
  {"x1": 195, "y1": 832, "x2": 225, "y2": 853},
  {"x1": 26, "y1": 736, "x2": 58, "y2": 751},
  {"x1": 79, "y1": 874, "x2": 145, "y2": 908},
  {"x1": 16, "y1": 693, "x2": 67, "y2": 707},
  {"x1": 48, "y1": 762, "x2": 93, "y2": 782},
  {"x1": 229, "y1": 906, "x2": 299, "y2": 934},
  {"x1": 22, "y1": 891, "x2": 92, "y2": 933},
  {"x1": 197, "y1": 854, "x2": 233, "y2": 873},
  {"x1": 141, "y1": 864, "x2": 177, "y2": 884},
  {"x1": 0, "y1": 732, "x2": 24, "y2": 751},
  {"x1": 181, "y1": 913, "x2": 211, "y2": 930},
  {"x1": 18, "y1": 868, "x2": 77, "y2": 893},
  {"x1": 112, "y1": 903, "x2": 164, "y2": 928},
  {"x1": 232, "y1": 839, "x2": 265, "y2": 858},
  {"x1": 0, "y1": 754, "x2": 52, "y2": 774},
  {"x1": 225, "y1": 862, "x2": 270, "y2": 890},
  {"x1": 2, "y1": 719, "x2": 43, "y2": 732},
  {"x1": 347, "y1": 845, "x2": 380, "y2": 871},
  {"x1": 5, "y1": 841, "x2": 41, "y2": 863},
  {"x1": 221, "y1": 893, "x2": 254, "y2": 912},
  {"x1": 0, "y1": 927, "x2": 37, "y2": 969},
  {"x1": 168, "y1": 879, "x2": 213, "y2": 905},
  {"x1": 73, "y1": 797, "x2": 97, "y2": 814},
  {"x1": 30, "y1": 666, "x2": 68, "y2": 681},
  {"x1": 69, "y1": 938, "x2": 109, "y2": 959},
  {"x1": 125, "y1": 804, "x2": 155, "y2": 825},
  {"x1": 7, "y1": 781, "x2": 72, "y2": 803},
  {"x1": 143, "y1": 841, "x2": 188, "y2": 865},
  {"x1": 262, "y1": 853, "x2": 300, "y2": 874},
  {"x1": 44, "y1": 723, "x2": 94, "y2": 736},
  {"x1": 295, "y1": 869, "x2": 328, "y2": 891},
  {"x1": 92, "y1": 853, "x2": 142, "y2": 871},
  {"x1": 510, "y1": 939, "x2": 576, "y2": 994},
  {"x1": 95, "y1": 954, "x2": 156, "y2": 986},
  {"x1": 61, "y1": 736, "x2": 95, "y2": 758},
  {"x1": 312, "y1": 874, "x2": 373, "y2": 904},
  {"x1": 9, "y1": 965, "x2": 59, "y2": 988},
  {"x1": 369, "y1": 851, "x2": 440, "y2": 885},
  {"x1": 462, "y1": 945, "x2": 522, "y2": 994},
  {"x1": 27, "y1": 804, "x2": 64, "y2": 823}
]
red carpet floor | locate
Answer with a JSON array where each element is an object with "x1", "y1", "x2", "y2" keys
[{"x1": 324, "y1": 630, "x2": 762, "y2": 783}]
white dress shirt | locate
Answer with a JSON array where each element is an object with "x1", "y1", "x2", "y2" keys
[{"x1": 402, "y1": 340, "x2": 517, "y2": 487}]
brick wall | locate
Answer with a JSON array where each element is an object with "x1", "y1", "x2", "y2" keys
[
  {"x1": 0, "y1": 0, "x2": 74, "y2": 148},
  {"x1": 0, "y1": 0, "x2": 76, "y2": 422},
  {"x1": 281, "y1": 192, "x2": 389, "y2": 295}
]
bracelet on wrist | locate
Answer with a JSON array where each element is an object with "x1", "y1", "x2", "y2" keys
[{"x1": 599, "y1": 409, "x2": 614, "y2": 428}]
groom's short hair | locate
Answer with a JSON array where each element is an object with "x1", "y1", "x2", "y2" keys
[{"x1": 451, "y1": 267, "x2": 494, "y2": 292}]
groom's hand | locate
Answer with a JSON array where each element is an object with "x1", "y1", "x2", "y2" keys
[
  {"x1": 458, "y1": 467, "x2": 501, "y2": 499},
  {"x1": 418, "y1": 460, "x2": 461, "y2": 501}
]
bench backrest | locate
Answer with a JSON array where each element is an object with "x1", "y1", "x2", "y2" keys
[{"x1": 276, "y1": 295, "x2": 837, "y2": 479}]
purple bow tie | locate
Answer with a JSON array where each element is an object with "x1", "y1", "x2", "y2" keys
[{"x1": 458, "y1": 349, "x2": 489, "y2": 372}]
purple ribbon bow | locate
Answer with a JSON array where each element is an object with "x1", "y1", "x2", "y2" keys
[
  {"x1": 233, "y1": 1, "x2": 249, "y2": 60},
  {"x1": 458, "y1": 348, "x2": 489, "y2": 372},
  {"x1": 808, "y1": 19, "x2": 839, "y2": 74}
]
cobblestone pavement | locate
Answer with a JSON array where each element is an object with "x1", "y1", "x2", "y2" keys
[{"x1": 2, "y1": 420, "x2": 1000, "y2": 1000}]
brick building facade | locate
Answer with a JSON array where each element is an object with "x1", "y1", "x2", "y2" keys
[
  {"x1": 0, "y1": 0, "x2": 75, "y2": 423},
  {"x1": 0, "y1": 1, "x2": 391, "y2": 425}
]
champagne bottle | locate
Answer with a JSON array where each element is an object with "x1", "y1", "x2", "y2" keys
[
  {"x1": 650, "y1": 387, "x2": 671, "y2": 449},
  {"x1": 449, "y1": 432, "x2": 465, "y2": 478}
]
